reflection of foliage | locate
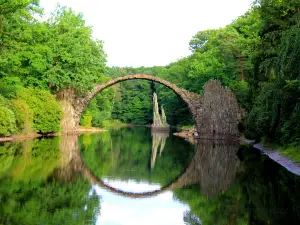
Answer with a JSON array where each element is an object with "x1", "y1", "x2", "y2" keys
[
  {"x1": 184, "y1": 211, "x2": 202, "y2": 225},
  {"x1": 0, "y1": 137, "x2": 100, "y2": 225},
  {"x1": 174, "y1": 184, "x2": 248, "y2": 225},
  {"x1": 174, "y1": 145, "x2": 300, "y2": 225},
  {"x1": 0, "y1": 138, "x2": 60, "y2": 181},
  {"x1": 0, "y1": 178, "x2": 100, "y2": 225},
  {"x1": 80, "y1": 127, "x2": 195, "y2": 186},
  {"x1": 237, "y1": 146, "x2": 300, "y2": 224}
]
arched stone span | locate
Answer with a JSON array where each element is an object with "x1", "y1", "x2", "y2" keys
[{"x1": 57, "y1": 74, "x2": 239, "y2": 139}]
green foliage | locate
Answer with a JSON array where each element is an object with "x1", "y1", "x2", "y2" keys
[
  {"x1": 10, "y1": 99, "x2": 32, "y2": 133},
  {"x1": 243, "y1": 0, "x2": 300, "y2": 147},
  {"x1": 244, "y1": 82, "x2": 281, "y2": 140},
  {"x1": 0, "y1": 0, "x2": 299, "y2": 152},
  {"x1": 0, "y1": 4, "x2": 106, "y2": 94},
  {"x1": 229, "y1": 81, "x2": 251, "y2": 110},
  {"x1": 280, "y1": 145, "x2": 300, "y2": 163},
  {"x1": 0, "y1": 104, "x2": 16, "y2": 136},
  {"x1": 0, "y1": 85, "x2": 61, "y2": 136},
  {"x1": 81, "y1": 88, "x2": 116, "y2": 127},
  {"x1": 0, "y1": 1, "x2": 108, "y2": 135},
  {"x1": 18, "y1": 88, "x2": 62, "y2": 133},
  {"x1": 44, "y1": 7, "x2": 107, "y2": 94},
  {"x1": 112, "y1": 80, "x2": 153, "y2": 124},
  {"x1": 105, "y1": 67, "x2": 158, "y2": 125},
  {"x1": 0, "y1": 77, "x2": 23, "y2": 99},
  {"x1": 81, "y1": 112, "x2": 93, "y2": 128}
]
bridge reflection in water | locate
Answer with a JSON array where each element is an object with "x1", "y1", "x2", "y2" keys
[
  {"x1": 1, "y1": 130, "x2": 300, "y2": 225},
  {"x1": 56, "y1": 134, "x2": 240, "y2": 199}
]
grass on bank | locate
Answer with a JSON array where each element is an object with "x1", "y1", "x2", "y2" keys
[
  {"x1": 279, "y1": 146, "x2": 300, "y2": 163},
  {"x1": 261, "y1": 138, "x2": 300, "y2": 163}
]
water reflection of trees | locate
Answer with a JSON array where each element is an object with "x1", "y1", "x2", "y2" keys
[
  {"x1": 1, "y1": 132, "x2": 300, "y2": 225},
  {"x1": 80, "y1": 135, "x2": 241, "y2": 199},
  {"x1": 0, "y1": 137, "x2": 100, "y2": 225},
  {"x1": 174, "y1": 143, "x2": 300, "y2": 225},
  {"x1": 80, "y1": 127, "x2": 194, "y2": 186}
]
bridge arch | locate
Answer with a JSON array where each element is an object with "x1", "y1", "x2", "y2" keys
[
  {"x1": 58, "y1": 74, "x2": 239, "y2": 139},
  {"x1": 58, "y1": 74, "x2": 202, "y2": 134}
]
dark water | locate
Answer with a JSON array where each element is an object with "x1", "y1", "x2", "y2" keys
[{"x1": 0, "y1": 127, "x2": 300, "y2": 225}]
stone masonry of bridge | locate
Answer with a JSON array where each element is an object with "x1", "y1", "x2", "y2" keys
[{"x1": 57, "y1": 74, "x2": 239, "y2": 139}]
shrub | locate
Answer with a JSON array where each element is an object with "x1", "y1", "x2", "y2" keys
[
  {"x1": 81, "y1": 112, "x2": 93, "y2": 128},
  {"x1": 18, "y1": 88, "x2": 62, "y2": 134},
  {"x1": 11, "y1": 99, "x2": 33, "y2": 133},
  {"x1": 0, "y1": 77, "x2": 23, "y2": 99},
  {"x1": 229, "y1": 81, "x2": 251, "y2": 110},
  {"x1": 244, "y1": 82, "x2": 281, "y2": 141},
  {"x1": 0, "y1": 105, "x2": 16, "y2": 136}
]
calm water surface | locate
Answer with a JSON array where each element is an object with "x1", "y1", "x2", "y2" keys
[{"x1": 0, "y1": 127, "x2": 300, "y2": 225}]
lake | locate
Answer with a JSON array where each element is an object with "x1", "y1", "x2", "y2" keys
[{"x1": 0, "y1": 127, "x2": 300, "y2": 225}]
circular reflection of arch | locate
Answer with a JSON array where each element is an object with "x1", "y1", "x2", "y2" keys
[
  {"x1": 81, "y1": 159, "x2": 180, "y2": 199},
  {"x1": 57, "y1": 135, "x2": 193, "y2": 199},
  {"x1": 60, "y1": 135, "x2": 241, "y2": 199}
]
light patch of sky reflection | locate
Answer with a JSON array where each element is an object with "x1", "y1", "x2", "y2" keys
[
  {"x1": 91, "y1": 179, "x2": 189, "y2": 225},
  {"x1": 102, "y1": 178, "x2": 161, "y2": 192}
]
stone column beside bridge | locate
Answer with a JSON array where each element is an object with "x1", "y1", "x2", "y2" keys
[
  {"x1": 57, "y1": 75, "x2": 239, "y2": 140},
  {"x1": 198, "y1": 80, "x2": 240, "y2": 139}
]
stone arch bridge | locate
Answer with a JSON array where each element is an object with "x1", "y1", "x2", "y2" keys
[{"x1": 57, "y1": 74, "x2": 240, "y2": 139}]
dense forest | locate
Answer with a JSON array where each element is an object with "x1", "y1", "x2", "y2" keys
[{"x1": 0, "y1": 0, "x2": 299, "y2": 150}]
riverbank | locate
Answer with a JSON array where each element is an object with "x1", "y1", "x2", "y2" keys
[
  {"x1": 250, "y1": 142, "x2": 300, "y2": 176},
  {"x1": 77, "y1": 127, "x2": 107, "y2": 133},
  {"x1": 173, "y1": 126, "x2": 198, "y2": 138},
  {"x1": 173, "y1": 127, "x2": 300, "y2": 176},
  {"x1": 0, "y1": 127, "x2": 107, "y2": 142},
  {"x1": 0, "y1": 133, "x2": 59, "y2": 142}
]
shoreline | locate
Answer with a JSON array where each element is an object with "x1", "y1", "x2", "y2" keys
[
  {"x1": 251, "y1": 142, "x2": 300, "y2": 176},
  {"x1": 0, "y1": 127, "x2": 107, "y2": 142},
  {"x1": 2, "y1": 127, "x2": 299, "y2": 177},
  {"x1": 174, "y1": 129, "x2": 300, "y2": 176}
]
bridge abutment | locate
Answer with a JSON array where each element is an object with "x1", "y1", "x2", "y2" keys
[
  {"x1": 57, "y1": 89, "x2": 83, "y2": 133},
  {"x1": 198, "y1": 80, "x2": 240, "y2": 140}
]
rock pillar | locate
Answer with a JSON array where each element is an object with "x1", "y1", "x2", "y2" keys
[{"x1": 151, "y1": 92, "x2": 169, "y2": 129}]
